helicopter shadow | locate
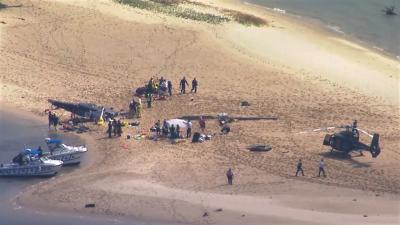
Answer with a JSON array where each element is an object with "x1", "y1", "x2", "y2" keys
[{"x1": 319, "y1": 150, "x2": 372, "y2": 168}]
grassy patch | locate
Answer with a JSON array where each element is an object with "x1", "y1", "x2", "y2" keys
[
  {"x1": 224, "y1": 9, "x2": 268, "y2": 27},
  {"x1": 115, "y1": 0, "x2": 230, "y2": 24}
]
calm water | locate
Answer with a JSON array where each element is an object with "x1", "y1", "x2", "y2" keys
[
  {"x1": 0, "y1": 109, "x2": 169, "y2": 225},
  {"x1": 247, "y1": 0, "x2": 400, "y2": 57}
]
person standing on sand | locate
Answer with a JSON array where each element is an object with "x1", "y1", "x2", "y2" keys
[
  {"x1": 176, "y1": 124, "x2": 180, "y2": 138},
  {"x1": 180, "y1": 76, "x2": 189, "y2": 94},
  {"x1": 48, "y1": 111, "x2": 53, "y2": 129},
  {"x1": 168, "y1": 80, "x2": 173, "y2": 96},
  {"x1": 53, "y1": 113, "x2": 59, "y2": 130},
  {"x1": 112, "y1": 119, "x2": 118, "y2": 137},
  {"x1": 295, "y1": 159, "x2": 304, "y2": 176},
  {"x1": 186, "y1": 120, "x2": 192, "y2": 139},
  {"x1": 146, "y1": 93, "x2": 152, "y2": 108},
  {"x1": 226, "y1": 168, "x2": 234, "y2": 185},
  {"x1": 199, "y1": 116, "x2": 206, "y2": 133},
  {"x1": 191, "y1": 78, "x2": 198, "y2": 93},
  {"x1": 318, "y1": 158, "x2": 327, "y2": 177},
  {"x1": 136, "y1": 98, "x2": 142, "y2": 118},
  {"x1": 107, "y1": 121, "x2": 113, "y2": 138},
  {"x1": 117, "y1": 120, "x2": 123, "y2": 137}
]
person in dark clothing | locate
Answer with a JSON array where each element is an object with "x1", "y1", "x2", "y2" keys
[
  {"x1": 226, "y1": 168, "x2": 234, "y2": 185},
  {"x1": 107, "y1": 121, "x2": 113, "y2": 138},
  {"x1": 117, "y1": 120, "x2": 123, "y2": 137},
  {"x1": 112, "y1": 120, "x2": 118, "y2": 136},
  {"x1": 186, "y1": 120, "x2": 192, "y2": 139},
  {"x1": 191, "y1": 78, "x2": 198, "y2": 93},
  {"x1": 169, "y1": 125, "x2": 176, "y2": 139},
  {"x1": 295, "y1": 159, "x2": 304, "y2": 176},
  {"x1": 37, "y1": 146, "x2": 43, "y2": 158},
  {"x1": 199, "y1": 116, "x2": 206, "y2": 132},
  {"x1": 162, "y1": 120, "x2": 169, "y2": 136},
  {"x1": 318, "y1": 158, "x2": 327, "y2": 177},
  {"x1": 167, "y1": 80, "x2": 173, "y2": 96},
  {"x1": 53, "y1": 114, "x2": 59, "y2": 130},
  {"x1": 146, "y1": 93, "x2": 152, "y2": 108},
  {"x1": 48, "y1": 111, "x2": 53, "y2": 129},
  {"x1": 179, "y1": 77, "x2": 189, "y2": 94},
  {"x1": 176, "y1": 124, "x2": 180, "y2": 138},
  {"x1": 221, "y1": 124, "x2": 230, "y2": 134}
]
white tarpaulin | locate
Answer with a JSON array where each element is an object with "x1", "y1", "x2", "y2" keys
[{"x1": 166, "y1": 119, "x2": 189, "y2": 129}]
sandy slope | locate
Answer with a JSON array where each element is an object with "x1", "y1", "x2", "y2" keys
[{"x1": 0, "y1": 0, "x2": 399, "y2": 224}]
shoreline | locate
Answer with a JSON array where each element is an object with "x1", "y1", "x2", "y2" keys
[
  {"x1": 1, "y1": 0, "x2": 399, "y2": 224},
  {"x1": 240, "y1": 0, "x2": 400, "y2": 60}
]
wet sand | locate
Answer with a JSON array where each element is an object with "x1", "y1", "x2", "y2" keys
[{"x1": 0, "y1": 0, "x2": 399, "y2": 224}]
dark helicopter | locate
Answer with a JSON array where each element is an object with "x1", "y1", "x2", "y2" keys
[
  {"x1": 48, "y1": 99, "x2": 118, "y2": 121},
  {"x1": 383, "y1": 5, "x2": 397, "y2": 15},
  {"x1": 322, "y1": 121, "x2": 381, "y2": 158}
]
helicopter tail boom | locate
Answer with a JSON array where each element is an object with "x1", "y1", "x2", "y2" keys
[{"x1": 370, "y1": 133, "x2": 380, "y2": 158}]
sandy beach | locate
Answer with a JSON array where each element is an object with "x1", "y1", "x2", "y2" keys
[{"x1": 1, "y1": 0, "x2": 399, "y2": 224}]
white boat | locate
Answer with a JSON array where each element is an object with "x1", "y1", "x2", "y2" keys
[
  {"x1": 45, "y1": 138, "x2": 87, "y2": 165},
  {"x1": 0, "y1": 157, "x2": 63, "y2": 177}
]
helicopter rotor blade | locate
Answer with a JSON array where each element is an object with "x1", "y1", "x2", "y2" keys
[
  {"x1": 297, "y1": 126, "x2": 336, "y2": 134},
  {"x1": 355, "y1": 128, "x2": 373, "y2": 138}
]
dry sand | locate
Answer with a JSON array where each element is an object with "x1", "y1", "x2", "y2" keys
[{"x1": 1, "y1": 0, "x2": 399, "y2": 224}]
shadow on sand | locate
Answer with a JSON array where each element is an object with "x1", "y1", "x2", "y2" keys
[{"x1": 319, "y1": 150, "x2": 372, "y2": 168}]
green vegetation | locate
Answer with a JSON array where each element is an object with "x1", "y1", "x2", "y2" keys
[
  {"x1": 224, "y1": 9, "x2": 268, "y2": 27},
  {"x1": 115, "y1": 0, "x2": 230, "y2": 24}
]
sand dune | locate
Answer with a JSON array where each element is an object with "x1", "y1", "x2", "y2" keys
[{"x1": 1, "y1": 0, "x2": 399, "y2": 224}]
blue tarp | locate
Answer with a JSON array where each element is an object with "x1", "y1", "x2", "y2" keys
[{"x1": 45, "y1": 138, "x2": 63, "y2": 145}]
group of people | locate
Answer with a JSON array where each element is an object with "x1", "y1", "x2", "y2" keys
[
  {"x1": 129, "y1": 98, "x2": 142, "y2": 118},
  {"x1": 48, "y1": 111, "x2": 60, "y2": 130},
  {"x1": 107, "y1": 120, "x2": 123, "y2": 138},
  {"x1": 295, "y1": 158, "x2": 327, "y2": 177},
  {"x1": 179, "y1": 77, "x2": 198, "y2": 94},
  {"x1": 226, "y1": 158, "x2": 327, "y2": 186},
  {"x1": 153, "y1": 119, "x2": 193, "y2": 139}
]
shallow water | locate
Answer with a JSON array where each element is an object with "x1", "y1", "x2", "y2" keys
[
  {"x1": 247, "y1": 0, "x2": 400, "y2": 57},
  {"x1": 0, "y1": 109, "x2": 168, "y2": 225}
]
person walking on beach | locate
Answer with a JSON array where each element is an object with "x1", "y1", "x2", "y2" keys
[
  {"x1": 168, "y1": 80, "x2": 173, "y2": 96},
  {"x1": 180, "y1": 76, "x2": 189, "y2": 94},
  {"x1": 191, "y1": 78, "x2": 198, "y2": 93},
  {"x1": 170, "y1": 124, "x2": 176, "y2": 139},
  {"x1": 107, "y1": 121, "x2": 113, "y2": 138},
  {"x1": 226, "y1": 168, "x2": 234, "y2": 185},
  {"x1": 186, "y1": 120, "x2": 192, "y2": 139},
  {"x1": 199, "y1": 116, "x2": 206, "y2": 132},
  {"x1": 317, "y1": 158, "x2": 327, "y2": 177},
  {"x1": 295, "y1": 159, "x2": 304, "y2": 176}
]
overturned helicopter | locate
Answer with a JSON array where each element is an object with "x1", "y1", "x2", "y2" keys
[{"x1": 48, "y1": 99, "x2": 118, "y2": 121}]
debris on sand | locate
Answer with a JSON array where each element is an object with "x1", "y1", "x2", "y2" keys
[
  {"x1": 202, "y1": 212, "x2": 209, "y2": 217},
  {"x1": 240, "y1": 101, "x2": 250, "y2": 107},
  {"x1": 85, "y1": 203, "x2": 95, "y2": 208},
  {"x1": 215, "y1": 208, "x2": 223, "y2": 212},
  {"x1": 247, "y1": 144, "x2": 272, "y2": 152}
]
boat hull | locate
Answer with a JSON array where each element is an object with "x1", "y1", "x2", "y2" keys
[
  {"x1": 47, "y1": 151, "x2": 86, "y2": 165},
  {"x1": 0, "y1": 164, "x2": 62, "y2": 177}
]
